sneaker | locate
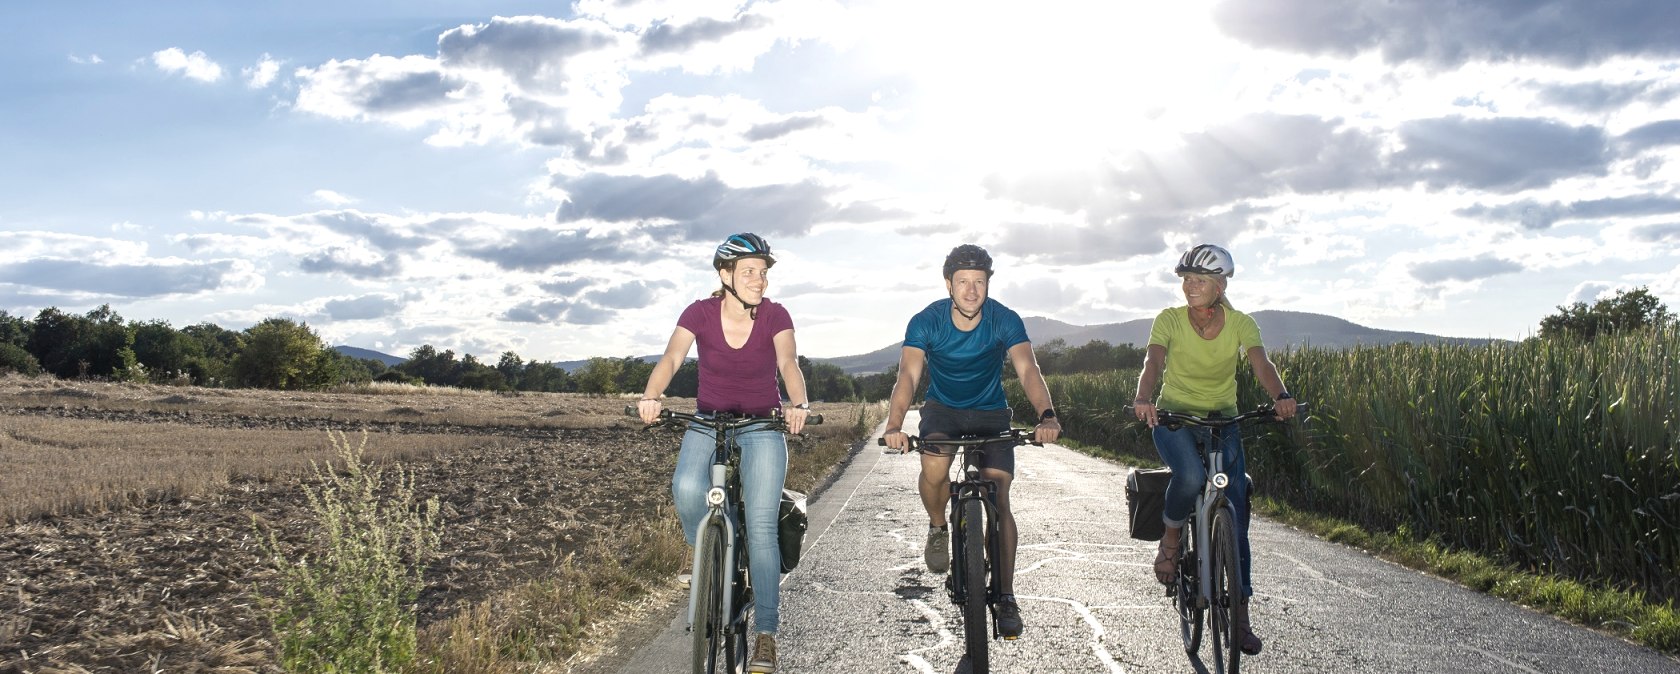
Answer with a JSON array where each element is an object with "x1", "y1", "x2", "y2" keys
[
  {"x1": 995, "y1": 596, "x2": 1023, "y2": 640},
  {"x1": 924, "y1": 526, "x2": 950, "y2": 573},
  {"x1": 747, "y1": 632, "x2": 777, "y2": 673}
]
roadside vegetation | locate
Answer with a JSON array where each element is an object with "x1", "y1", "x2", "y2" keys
[{"x1": 1009, "y1": 287, "x2": 1680, "y2": 655}]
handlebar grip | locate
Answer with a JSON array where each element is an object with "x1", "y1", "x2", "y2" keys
[
  {"x1": 876, "y1": 437, "x2": 887, "y2": 445},
  {"x1": 624, "y1": 405, "x2": 637, "y2": 416},
  {"x1": 807, "y1": 414, "x2": 824, "y2": 425}
]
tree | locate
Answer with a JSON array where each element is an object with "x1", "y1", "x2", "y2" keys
[
  {"x1": 574, "y1": 357, "x2": 623, "y2": 395},
  {"x1": 1539, "y1": 286, "x2": 1676, "y2": 340},
  {"x1": 0, "y1": 310, "x2": 30, "y2": 348},
  {"x1": 0, "y1": 343, "x2": 40, "y2": 375},
  {"x1": 398, "y1": 345, "x2": 461, "y2": 386},
  {"x1": 182, "y1": 322, "x2": 242, "y2": 385},
  {"x1": 495, "y1": 352, "x2": 524, "y2": 390},
  {"x1": 131, "y1": 319, "x2": 200, "y2": 382},
  {"x1": 234, "y1": 318, "x2": 329, "y2": 390}
]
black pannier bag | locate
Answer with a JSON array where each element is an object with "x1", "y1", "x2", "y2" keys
[
  {"x1": 777, "y1": 489, "x2": 809, "y2": 572},
  {"x1": 1125, "y1": 468, "x2": 1173, "y2": 541}
]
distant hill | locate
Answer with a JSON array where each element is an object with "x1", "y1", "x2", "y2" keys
[
  {"x1": 552, "y1": 354, "x2": 662, "y2": 372},
  {"x1": 332, "y1": 345, "x2": 405, "y2": 367},
  {"x1": 810, "y1": 310, "x2": 1501, "y2": 375}
]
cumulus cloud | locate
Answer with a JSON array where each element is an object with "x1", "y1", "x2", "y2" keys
[
  {"x1": 1631, "y1": 223, "x2": 1680, "y2": 243},
  {"x1": 308, "y1": 211, "x2": 430, "y2": 252},
  {"x1": 553, "y1": 172, "x2": 855, "y2": 240},
  {"x1": 318, "y1": 293, "x2": 405, "y2": 321},
  {"x1": 1619, "y1": 119, "x2": 1680, "y2": 153},
  {"x1": 1409, "y1": 254, "x2": 1524, "y2": 284},
  {"x1": 1457, "y1": 195, "x2": 1680, "y2": 229},
  {"x1": 582, "y1": 279, "x2": 676, "y2": 308},
  {"x1": 1213, "y1": 0, "x2": 1680, "y2": 68},
  {"x1": 460, "y1": 226, "x2": 655, "y2": 271},
  {"x1": 744, "y1": 113, "x2": 829, "y2": 142},
  {"x1": 244, "y1": 53, "x2": 283, "y2": 88},
  {"x1": 502, "y1": 298, "x2": 572, "y2": 323},
  {"x1": 312, "y1": 189, "x2": 356, "y2": 206},
  {"x1": 1393, "y1": 117, "x2": 1609, "y2": 192},
  {"x1": 639, "y1": 14, "x2": 772, "y2": 55},
  {"x1": 298, "y1": 248, "x2": 401, "y2": 279},
  {"x1": 0, "y1": 259, "x2": 246, "y2": 297},
  {"x1": 152, "y1": 47, "x2": 223, "y2": 82},
  {"x1": 69, "y1": 54, "x2": 102, "y2": 65},
  {"x1": 437, "y1": 16, "x2": 621, "y2": 95},
  {"x1": 1532, "y1": 79, "x2": 1668, "y2": 113}
]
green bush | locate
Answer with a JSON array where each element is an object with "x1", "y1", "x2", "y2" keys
[
  {"x1": 259, "y1": 431, "x2": 440, "y2": 673},
  {"x1": 0, "y1": 342, "x2": 41, "y2": 375}
]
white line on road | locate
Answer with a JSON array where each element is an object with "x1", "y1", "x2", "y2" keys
[
  {"x1": 1464, "y1": 645, "x2": 1547, "y2": 674},
  {"x1": 1017, "y1": 594, "x2": 1128, "y2": 674},
  {"x1": 901, "y1": 598, "x2": 956, "y2": 674},
  {"x1": 1269, "y1": 551, "x2": 1377, "y2": 598}
]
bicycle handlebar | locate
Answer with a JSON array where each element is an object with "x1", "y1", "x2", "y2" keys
[
  {"x1": 1124, "y1": 403, "x2": 1308, "y2": 429},
  {"x1": 876, "y1": 428, "x2": 1041, "y2": 455},
  {"x1": 622, "y1": 405, "x2": 824, "y2": 429}
]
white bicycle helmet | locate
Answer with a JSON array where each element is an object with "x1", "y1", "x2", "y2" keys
[{"x1": 1174, "y1": 244, "x2": 1234, "y2": 278}]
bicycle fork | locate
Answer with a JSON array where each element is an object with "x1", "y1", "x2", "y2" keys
[
  {"x1": 688, "y1": 462, "x2": 741, "y2": 629},
  {"x1": 946, "y1": 475, "x2": 1000, "y2": 604},
  {"x1": 1193, "y1": 445, "x2": 1230, "y2": 610}
]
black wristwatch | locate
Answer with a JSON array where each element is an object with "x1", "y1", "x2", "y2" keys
[
  {"x1": 1274, "y1": 391, "x2": 1294, "y2": 402},
  {"x1": 1039, "y1": 408, "x2": 1057, "y2": 422}
]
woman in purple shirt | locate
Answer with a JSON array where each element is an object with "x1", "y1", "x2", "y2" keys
[{"x1": 637, "y1": 232, "x2": 811, "y2": 674}]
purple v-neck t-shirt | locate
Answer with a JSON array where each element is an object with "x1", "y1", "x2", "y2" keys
[{"x1": 677, "y1": 296, "x2": 793, "y2": 415}]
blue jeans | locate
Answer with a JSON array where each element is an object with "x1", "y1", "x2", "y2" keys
[
  {"x1": 1153, "y1": 423, "x2": 1254, "y2": 598},
  {"x1": 672, "y1": 422, "x2": 788, "y2": 634}
]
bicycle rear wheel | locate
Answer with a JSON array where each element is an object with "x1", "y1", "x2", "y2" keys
[
  {"x1": 1209, "y1": 506, "x2": 1242, "y2": 674},
  {"x1": 1175, "y1": 524, "x2": 1203, "y2": 655},
  {"x1": 691, "y1": 518, "x2": 727, "y2": 674},
  {"x1": 959, "y1": 496, "x2": 990, "y2": 673}
]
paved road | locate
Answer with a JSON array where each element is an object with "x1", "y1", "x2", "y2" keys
[{"x1": 618, "y1": 415, "x2": 1680, "y2": 673}]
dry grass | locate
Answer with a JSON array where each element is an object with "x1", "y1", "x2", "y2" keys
[{"x1": 0, "y1": 414, "x2": 481, "y2": 524}]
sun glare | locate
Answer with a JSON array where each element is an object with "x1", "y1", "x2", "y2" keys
[{"x1": 871, "y1": 1, "x2": 1229, "y2": 182}]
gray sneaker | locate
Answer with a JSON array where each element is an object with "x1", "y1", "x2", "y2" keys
[
  {"x1": 924, "y1": 526, "x2": 950, "y2": 573},
  {"x1": 747, "y1": 632, "x2": 777, "y2": 673}
]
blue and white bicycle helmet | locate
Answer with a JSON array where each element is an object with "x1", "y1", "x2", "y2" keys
[
  {"x1": 1174, "y1": 244, "x2": 1234, "y2": 278},
  {"x1": 713, "y1": 232, "x2": 776, "y2": 270}
]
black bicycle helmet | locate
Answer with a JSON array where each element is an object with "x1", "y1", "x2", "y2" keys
[
  {"x1": 713, "y1": 232, "x2": 776, "y2": 269},
  {"x1": 1174, "y1": 243, "x2": 1234, "y2": 278},
  {"x1": 942, "y1": 244, "x2": 994, "y2": 279}
]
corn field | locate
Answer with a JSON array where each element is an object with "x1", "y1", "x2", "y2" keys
[{"x1": 1010, "y1": 325, "x2": 1680, "y2": 603}]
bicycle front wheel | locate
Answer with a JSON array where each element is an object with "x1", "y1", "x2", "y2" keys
[
  {"x1": 691, "y1": 517, "x2": 727, "y2": 674},
  {"x1": 1209, "y1": 506, "x2": 1243, "y2": 674},
  {"x1": 959, "y1": 496, "x2": 990, "y2": 673}
]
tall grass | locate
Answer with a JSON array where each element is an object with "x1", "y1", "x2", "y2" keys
[{"x1": 1011, "y1": 325, "x2": 1680, "y2": 604}]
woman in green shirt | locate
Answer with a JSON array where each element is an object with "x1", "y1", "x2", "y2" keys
[{"x1": 1132, "y1": 243, "x2": 1298, "y2": 656}]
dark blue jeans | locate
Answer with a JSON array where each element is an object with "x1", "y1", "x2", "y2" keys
[{"x1": 1153, "y1": 423, "x2": 1253, "y2": 598}]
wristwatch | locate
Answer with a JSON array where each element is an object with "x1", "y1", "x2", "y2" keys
[
  {"x1": 793, "y1": 402, "x2": 812, "y2": 410},
  {"x1": 1275, "y1": 391, "x2": 1294, "y2": 401},
  {"x1": 1039, "y1": 408, "x2": 1057, "y2": 422}
]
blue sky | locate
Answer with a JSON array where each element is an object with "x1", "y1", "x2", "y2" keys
[{"x1": 4, "y1": 0, "x2": 1679, "y2": 362}]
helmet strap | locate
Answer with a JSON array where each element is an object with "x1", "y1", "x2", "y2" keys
[
  {"x1": 723, "y1": 283, "x2": 760, "y2": 320},
  {"x1": 951, "y1": 296, "x2": 981, "y2": 321}
]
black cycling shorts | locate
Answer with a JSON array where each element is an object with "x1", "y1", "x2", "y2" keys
[{"x1": 915, "y1": 399, "x2": 1016, "y2": 474}]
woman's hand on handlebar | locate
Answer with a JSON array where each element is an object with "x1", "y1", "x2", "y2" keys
[
  {"x1": 882, "y1": 427, "x2": 910, "y2": 453},
  {"x1": 1133, "y1": 401, "x2": 1158, "y2": 428},
  {"x1": 636, "y1": 398, "x2": 663, "y2": 425},
  {"x1": 783, "y1": 405, "x2": 809, "y2": 435}
]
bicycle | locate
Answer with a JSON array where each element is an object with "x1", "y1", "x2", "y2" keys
[
  {"x1": 630, "y1": 407, "x2": 823, "y2": 674},
  {"x1": 878, "y1": 428, "x2": 1039, "y2": 674},
  {"x1": 1129, "y1": 403, "x2": 1303, "y2": 674}
]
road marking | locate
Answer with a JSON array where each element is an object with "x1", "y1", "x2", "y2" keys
[
  {"x1": 1017, "y1": 594, "x2": 1127, "y2": 673},
  {"x1": 1269, "y1": 551, "x2": 1376, "y2": 598},
  {"x1": 900, "y1": 598, "x2": 955, "y2": 674}
]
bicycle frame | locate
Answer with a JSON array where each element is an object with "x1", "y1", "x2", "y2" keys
[{"x1": 631, "y1": 406, "x2": 822, "y2": 674}]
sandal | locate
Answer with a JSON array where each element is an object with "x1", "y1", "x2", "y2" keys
[
  {"x1": 1233, "y1": 600, "x2": 1263, "y2": 656},
  {"x1": 1152, "y1": 529, "x2": 1182, "y2": 585}
]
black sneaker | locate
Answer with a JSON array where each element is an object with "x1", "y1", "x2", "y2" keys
[{"x1": 994, "y1": 596, "x2": 1023, "y2": 640}]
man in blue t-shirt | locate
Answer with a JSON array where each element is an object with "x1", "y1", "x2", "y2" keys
[{"x1": 882, "y1": 244, "x2": 1062, "y2": 641}]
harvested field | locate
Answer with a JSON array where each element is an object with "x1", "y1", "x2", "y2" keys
[{"x1": 0, "y1": 375, "x2": 877, "y2": 673}]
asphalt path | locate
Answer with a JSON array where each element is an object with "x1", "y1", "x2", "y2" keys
[{"x1": 617, "y1": 414, "x2": 1680, "y2": 673}]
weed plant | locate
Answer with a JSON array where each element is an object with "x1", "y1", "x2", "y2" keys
[{"x1": 259, "y1": 430, "x2": 440, "y2": 673}]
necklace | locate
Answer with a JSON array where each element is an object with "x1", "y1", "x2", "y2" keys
[{"x1": 1189, "y1": 306, "x2": 1219, "y2": 336}]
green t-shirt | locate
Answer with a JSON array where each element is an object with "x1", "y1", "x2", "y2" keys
[{"x1": 1148, "y1": 306, "x2": 1263, "y2": 417}]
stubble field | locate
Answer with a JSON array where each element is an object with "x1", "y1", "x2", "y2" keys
[{"x1": 0, "y1": 376, "x2": 874, "y2": 673}]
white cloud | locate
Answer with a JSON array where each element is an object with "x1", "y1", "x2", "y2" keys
[
  {"x1": 151, "y1": 47, "x2": 224, "y2": 83},
  {"x1": 244, "y1": 53, "x2": 283, "y2": 88},
  {"x1": 312, "y1": 189, "x2": 356, "y2": 206},
  {"x1": 69, "y1": 54, "x2": 103, "y2": 65}
]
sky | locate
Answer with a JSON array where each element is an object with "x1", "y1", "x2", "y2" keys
[{"x1": 3, "y1": 0, "x2": 1680, "y2": 363}]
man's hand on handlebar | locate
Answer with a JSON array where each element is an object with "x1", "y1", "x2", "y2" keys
[
  {"x1": 882, "y1": 427, "x2": 910, "y2": 453},
  {"x1": 1034, "y1": 416, "x2": 1061, "y2": 444}
]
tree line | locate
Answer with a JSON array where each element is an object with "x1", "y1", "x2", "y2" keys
[{"x1": 3, "y1": 289, "x2": 1661, "y2": 397}]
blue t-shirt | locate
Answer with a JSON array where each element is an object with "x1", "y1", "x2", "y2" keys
[{"x1": 903, "y1": 297, "x2": 1030, "y2": 410}]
